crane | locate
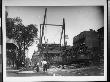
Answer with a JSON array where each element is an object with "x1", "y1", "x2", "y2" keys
[{"x1": 39, "y1": 8, "x2": 66, "y2": 47}]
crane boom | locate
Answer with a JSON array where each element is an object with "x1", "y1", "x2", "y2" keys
[
  {"x1": 41, "y1": 8, "x2": 47, "y2": 45},
  {"x1": 40, "y1": 8, "x2": 66, "y2": 47}
]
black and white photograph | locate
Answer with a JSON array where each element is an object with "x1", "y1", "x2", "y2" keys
[
  {"x1": 0, "y1": 20, "x2": 2, "y2": 82},
  {"x1": 3, "y1": 0, "x2": 107, "y2": 82},
  {"x1": 0, "y1": 0, "x2": 2, "y2": 81},
  {"x1": 108, "y1": 0, "x2": 110, "y2": 81},
  {"x1": 6, "y1": 6, "x2": 104, "y2": 76}
]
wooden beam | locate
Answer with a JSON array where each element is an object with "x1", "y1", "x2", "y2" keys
[
  {"x1": 63, "y1": 18, "x2": 66, "y2": 46},
  {"x1": 40, "y1": 24, "x2": 63, "y2": 27}
]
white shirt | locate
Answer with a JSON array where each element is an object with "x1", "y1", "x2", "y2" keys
[
  {"x1": 42, "y1": 61, "x2": 47, "y2": 65},
  {"x1": 37, "y1": 62, "x2": 39, "y2": 65}
]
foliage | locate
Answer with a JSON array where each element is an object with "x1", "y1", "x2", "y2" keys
[
  {"x1": 24, "y1": 24, "x2": 38, "y2": 49},
  {"x1": 6, "y1": 13, "x2": 38, "y2": 68},
  {"x1": 6, "y1": 17, "x2": 38, "y2": 50}
]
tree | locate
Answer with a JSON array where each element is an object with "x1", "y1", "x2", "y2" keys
[
  {"x1": 6, "y1": 17, "x2": 24, "y2": 68},
  {"x1": 6, "y1": 13, "x2": 38, "y2": 69},
  {"x1": 23, "y1": 24, "x2": 38, "y2": 49}
]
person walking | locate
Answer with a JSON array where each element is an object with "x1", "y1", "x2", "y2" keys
[
  {"x1": 36, "y1": 62, "x2": 39, "y2": 72},
  {"x1": 42, "y1": 59, "x2": 47, "y2": 72},
  {"x1": 34, "y1": 62, "x2": 39, "y2": 72}
]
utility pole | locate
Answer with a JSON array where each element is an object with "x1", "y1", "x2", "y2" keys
[
  {"x1": 40, "y1": 8, "x2": 47, "y2": 47},
  {"x1": 63, "y1": 18, "x2": 66, "y2": 46},
  {"x1": 41, "y1": 8, "x2": 47, "y2": 45},
  {"x1": 40, "y1": 8, "x2": 47, "y2": 60}
]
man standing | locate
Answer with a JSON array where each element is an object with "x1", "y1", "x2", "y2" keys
[{"x1": 42, "y1": 59, "x2": 47, "y2": 72}]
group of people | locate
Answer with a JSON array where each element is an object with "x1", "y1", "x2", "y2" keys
[{"x1": 34, "y1": 59, "x2": 48, "y2": 72}]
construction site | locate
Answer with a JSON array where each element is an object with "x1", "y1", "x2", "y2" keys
[
  {"x1": 6, "y1": 7, "x2": 104, "y2": 76},
  {"x1": 32, "y1": 8, "x2": 103, "y2": 66}
]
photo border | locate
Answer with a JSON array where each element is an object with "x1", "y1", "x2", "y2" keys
[{"x1": 2, "y1": 0, "x2": 107, "y2": 82}]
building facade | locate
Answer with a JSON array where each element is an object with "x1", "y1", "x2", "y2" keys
[
  {"x1": 73, "y1": 27, "x2": 104, "y2": 63},
  {"x1": 73, "y1": 29, "x2": 99, "y2": 49},
  {"x1": 97, "y1": 27, "x2": 104, "y2": 51},
  {"x1": 97, "y1": 27, "x2": 104, "y2": 61},
  {"x1": 73, "y1": 29, "x2": 99, "y2": 61}
]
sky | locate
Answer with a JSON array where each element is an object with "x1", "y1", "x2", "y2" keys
[{"x1": 6, "y1": 6, "x2": 104, "y2": 58}]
